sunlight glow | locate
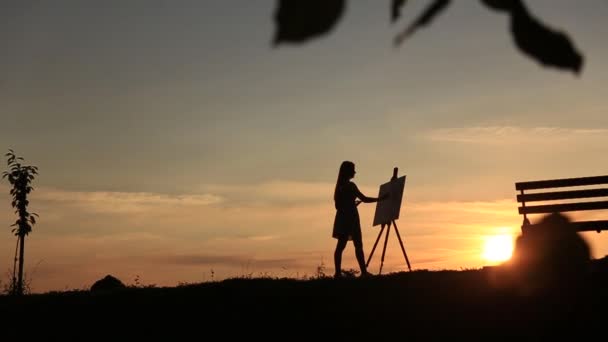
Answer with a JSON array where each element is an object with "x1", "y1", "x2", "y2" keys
[{"x1": 483, "y1": 234, "x2": 514, "y2": 263}]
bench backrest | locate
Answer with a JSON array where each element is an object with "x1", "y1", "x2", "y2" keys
[{"x1": 515, "y1": 175, "x2": 608, "y2": 233}]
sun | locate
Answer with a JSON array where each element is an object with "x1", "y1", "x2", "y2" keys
[{"x1": 483, "y1": 234, "x2": 514, "y2": 263}]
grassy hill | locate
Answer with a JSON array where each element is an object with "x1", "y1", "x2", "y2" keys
[{"x1": 2, "y1": 262, "x2": 608, "y2": 339}]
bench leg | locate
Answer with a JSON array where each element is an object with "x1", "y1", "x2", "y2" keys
[{"x1": 521, "y1": 217, "x2": 531, "y2": 234}]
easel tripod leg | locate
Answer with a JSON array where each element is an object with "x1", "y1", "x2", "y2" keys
[
  {"x1": 392, "y1": 220, "x2": 411, "y2": 271},
  {"x1": 366, "y1": 224, "x2": 386, "y2": 268},
  {"x1": 379, "y1": 222, "x2": 391, "y2": 275}
]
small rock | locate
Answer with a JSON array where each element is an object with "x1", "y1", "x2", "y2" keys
[{"x1": 90, "y1": 274, "x2": 126, "y2": 292}]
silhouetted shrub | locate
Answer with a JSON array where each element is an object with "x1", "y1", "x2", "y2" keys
[
  {"x1": 507, "y1": 212, "x2": 591, "y2": 292},
  {"x1": 90, "y1": 275, "x2": 126, "y2": 293}
]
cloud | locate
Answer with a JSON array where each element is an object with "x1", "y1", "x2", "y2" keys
[
  {"x1": 0, "y1": 182, "x2": 336, "y2": 243},
  {"x1": 161, "y1": 254, "x2": 306, "y2": 269},
  {"x1": 1, "y1": 180, "x2": 353, "y2": 217},
  {"x1": 198, "y1": 180, "x2": 334, "y2": 206},
  {"x1": 424, "y1": 126, "x2": 608, "y2": 145},
  {"x1": 34, "y1": 188, "x2": 224, "y2": 213}
]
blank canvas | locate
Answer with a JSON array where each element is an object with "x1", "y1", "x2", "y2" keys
[{"x1": 373, "y1": 175, "x2": 406, "y2": 226}]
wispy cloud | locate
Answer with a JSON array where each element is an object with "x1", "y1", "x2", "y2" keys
[
  {"x1": 425, "y1": 126, "x2": 608, "y2": 145},
  {"x1": 162, "y1": 254, "x2": 305, "y2": 269},
  {"x1": 0, "y1": 180, "x2": 353, "y2": 216},
  {"x1": 34, "y1": 188, "x2": 224, "y2": 213},
  {"x1": 0, "y1": 183, "x2": 335, "y2": 240},
  {"x1": 198, "y1": 180, "x2": 334, "y2": 206},
  {"x1": 407, "y1": 199, "x2": 516, "y2": 217}
]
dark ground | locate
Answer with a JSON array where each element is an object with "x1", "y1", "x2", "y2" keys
[{"x1": 2, "y1": 260, "x2": 608, "y2": 339}]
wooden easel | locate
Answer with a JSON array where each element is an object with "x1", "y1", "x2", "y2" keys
[{"x1": 365, "y1": 168, "x2": 412, "y2": 274}]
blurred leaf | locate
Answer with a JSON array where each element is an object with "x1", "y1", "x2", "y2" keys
[
  {"x1": 391, "y1": 0, "x2": 407, "y2": 23},
  {"x1": 481, "y1": 0, "x2": 583, "y2": 73},
  {"x1": 480, "y1": 0, "x2": 515, "y2": 12},
  {"x1": 511, "y1": 4, "x2": 583, "y2": 73},
  {"x1": 273, "y1": 0, "x2": 346, "y2": 45},
  {"x1": 395, "y1": 0, "x2": 451, "y2": 46}
]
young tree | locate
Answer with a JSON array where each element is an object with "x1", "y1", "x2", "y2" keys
[{"x1": 2, "y1": 149, "x2": 39, "y2": 295}]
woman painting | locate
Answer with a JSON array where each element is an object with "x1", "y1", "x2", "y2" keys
[{"x1": 333, "y1": 161, "x2": 387, "y2": 278}]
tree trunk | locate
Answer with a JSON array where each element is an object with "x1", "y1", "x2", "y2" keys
[
  {"x1": 17, "y1": 234, "x2": 25, "y2": 295},
  {"x1": 11, "y1": 236, "x2": 19, "y2": 294}
]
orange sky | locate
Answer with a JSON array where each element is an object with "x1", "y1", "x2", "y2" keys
[{"x1": 2, "y1": 182, "x2": 608, "y2": 293}]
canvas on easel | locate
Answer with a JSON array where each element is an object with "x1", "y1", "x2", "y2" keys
[
  {"x1": 373, "y1": 175, "x2": 406, "y2": 226},
  {"x1": 367, "y1": 169, "x2": 411, "y2": 274}
]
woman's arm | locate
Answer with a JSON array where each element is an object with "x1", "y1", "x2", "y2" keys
[{"x1": 353, "y1": 183, "x2": 388, "y2": 203}]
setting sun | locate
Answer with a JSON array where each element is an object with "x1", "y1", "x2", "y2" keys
[{"x1": 483, "y1": 235, "x2": 514, "y2": 263}]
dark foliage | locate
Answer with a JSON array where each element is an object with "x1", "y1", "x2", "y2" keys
[
  {"x1": 391, "y1": 0, "x2": 407, "y2": 23},
  {"x1": 504, "y1": 212, "x2": 591, "y2": 293},
  {"x1": 273, "y1": 0, "x2": 584, "y2": 74},
  {"x1": 273, "y1": 0, "x2": 346, "y2": 46},
  {"x1": 395, "y1": 0, "x2": 451, "y2": 45},
  {"x1": 481, "y1": 0, "x2": 583, "y2": 74},
  {"x1": 2, "y1": 149, "x2": 38, "y2": 237}
]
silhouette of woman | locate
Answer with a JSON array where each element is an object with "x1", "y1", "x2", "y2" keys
[{"x1": 333, "y1": 161, "x2": 387, "y2": 278}]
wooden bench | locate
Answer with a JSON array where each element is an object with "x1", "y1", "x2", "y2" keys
[{"x1": 516, "y1": 175, "x2": 608, "y2": 234}]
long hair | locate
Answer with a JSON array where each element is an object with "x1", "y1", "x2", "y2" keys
[{"x1": 334, "y1": 161, "x2": 355, "y2": 202}]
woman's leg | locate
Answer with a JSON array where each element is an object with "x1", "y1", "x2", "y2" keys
[
  {"x1": 353, "y1": 234, "x2": 370, "y2": 276},
  {"x1": 334, "y1": 238, "x2": 348, "y2": 277}
]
